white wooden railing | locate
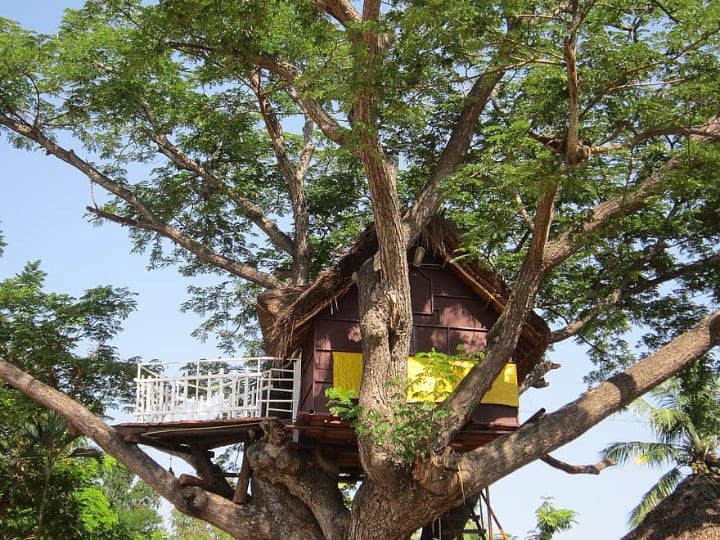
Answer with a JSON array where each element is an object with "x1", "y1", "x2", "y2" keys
[{"x1": 133, "y1": 357, "x2": 301, "y2": 423}]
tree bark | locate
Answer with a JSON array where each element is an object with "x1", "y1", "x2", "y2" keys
[{"x1": 417, "y1": 310, "x2": 720, "y2": 498}]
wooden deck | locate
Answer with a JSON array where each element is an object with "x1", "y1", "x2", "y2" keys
[
  {"x1": 115, "y1": 412, "x2": 516, "y2": 479},
  {"x1": 115, "y1": 417, "x2": 265, "y2": 452}
]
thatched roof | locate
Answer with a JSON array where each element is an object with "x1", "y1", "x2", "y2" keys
[
  {"x1": 257, "y1": 216, "x2": 550, "y2": 381},
  {"x1": 622, "y1": 472, "x2": 720, "y2": 540}
]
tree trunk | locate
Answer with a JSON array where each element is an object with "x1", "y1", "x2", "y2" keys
[{"x1": 0, "y1": 309, "x2": 717, "y2": 539}]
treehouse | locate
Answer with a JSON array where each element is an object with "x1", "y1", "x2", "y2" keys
[{"x1": 115, "y1": 218, "x2": 549, "y2": 483}]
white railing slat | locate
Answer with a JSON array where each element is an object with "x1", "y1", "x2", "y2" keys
[{"x1": 132, "y1": 357, "x2": 300, "y2": 423}]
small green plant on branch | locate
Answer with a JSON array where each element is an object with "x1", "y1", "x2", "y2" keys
[
  {"x1": 325, "y1": 387, "x2": 363, "y2": 421},
  {"x1": 411, "y1": 347, "x2": 484, "y2": 401},
  {"x1": 327, "y1": 353, "x2": 473, "y2": 466}
]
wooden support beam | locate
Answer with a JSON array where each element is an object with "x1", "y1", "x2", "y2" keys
[{"x1": 233, "y1": 431, "x2": 257, "y2": 504}]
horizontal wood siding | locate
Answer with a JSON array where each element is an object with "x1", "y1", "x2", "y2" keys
[{"x1": 303, "y1": 255, "x2": 518, "y2": 428}]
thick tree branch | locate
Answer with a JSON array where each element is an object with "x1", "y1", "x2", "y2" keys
[
  {"x1": 543, "y1": 162, "x2": 715, "y2": 272},
  {"x1": 308, "y1": 0, "x2": 361, "y2": 26},
  {"x1": 405, "y1": 70, "x2": 506, "y2": 240},
  {"x1": 0, "y1": 114, "x2": 283, "y2": 289},
  {"x1": 432, "y1": 185, "x2": 557, "y2": 448},
  {"x1": 419, "y1": 310, "x2": 720, "y2": 497},
  {"x1": 87, "y1": 207, "x2": 283, "y2": 289},
  {"x1": 0, "y1": 359, "x2": 276, "y2": 539},
  {"x1": 404, "y1": 19, "x2": 517, "y2": 244},
  {"x1": 291, "y1": 115, "x2": 315, "y2": 285},
  {"x1": 0, "y1": 114, "x2": 284, "y2": 289},
  {"x1": 543, "y1": 118, "x2": 720, "y2": 270},
  {"x1": 543, "y1": 166, "x2": 666, "y2": 272},
  {"x1": 349, "y1": 0, "x2": 413, "y2": 482}
]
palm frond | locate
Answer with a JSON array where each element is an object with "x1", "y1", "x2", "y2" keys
[
  {"x1": 19, "y1": 411, "x2": 72, "y2": 450},
  {"x1": 607, "y1": 372, "x2": 720, "y2": 530},
  {"x1": 629, "y1": 396, "x2": 656, "y2": 418},
  {"x1": 650, "y1": 383, "x2": 681, "y2": 411},
  {"x1": 602, "y1": 441, "x2": 676, "y2": 468},
  {"x1": 649, "y1": 408, "x2": 692, "y2": 443},
  {"x1": 634, "y1": 444, "x2": 682, "y2": 469},
  {"x1": 628, "y1": 467, "x2": 685, "y2": 527}
]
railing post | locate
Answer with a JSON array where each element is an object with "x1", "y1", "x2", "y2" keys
[
  {"x1": 292, "y1": 358, "x2": 301, "y2": 421},
  {"x1": 135, "y1": 363, "x2": 142, "y2": 421},
  {"x1": 230, "y1": 370, "x2": 237, "y2": 419}
]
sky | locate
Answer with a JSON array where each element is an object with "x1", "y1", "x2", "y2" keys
[{"x1": 0, "y1": 3, "x2": 665, "y2": 539}]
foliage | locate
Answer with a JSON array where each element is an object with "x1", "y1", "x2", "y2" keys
[
  {"x1": 0, "y1": 0, "x2": 719, "y2": 537},
  {"x1": 361, "y1": 378, "x2": 451, "y2": 466},
  {"x1": 529, "y1": 497, "x2": 578, "y2": 540},
  {"x1": 601, "y1": 365, "x2": 720, "y2": 527},
  {"x1": 410, "y1": 348, "x2": 483, "y2": 401},
  {"x1": 325, "y1": 386, "x2": 363, "y2": 420},
  {"x1": 95, "y1": 456, "x2": 166, "y2": 539},
  {"x1": 0, "y1": 255, "x2": 163, "y2": 538},
  {"x1": 169, "y1": 508, "x2": 234, "y2": 540},
  {"x1": 327, "y1": 359, "x2": 460, "y2": 466},
  {"x1": 0, "y1": 261, "x2": 138, "y2": 416},
  {"x1": 361, "y1": 401, "x2": 444, "y2": 466},
  {"x1": 0, "y1": 411, "x2": 165, "y2": 539},
  {"x1": 0, "y1": 410, "x2": 93, "y2": 539},
  {"x1": 326, "y1": 385, "x2": 444, "y2": 465}
]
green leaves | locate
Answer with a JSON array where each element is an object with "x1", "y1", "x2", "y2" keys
[
  {"x1": 329, "y1": 376, "x2": 451, "y2": 466},
  {"x1": 0, "y1": 255, "x2": 162, "y2": 538},
  {"x1": 0, "y1": 410, "x2": 164, "y2": 539},
  {"x1": 532, "y1": 497, "x2": 579, "y2": 540},
  {"x1": 1, "y1": 0, "x2": 718, "y2": 380},
  {"x1": 0, "y1": 18, "x2": 58, "y2": 114},
  {"x1": 0, "y1": 261, "x2": 138, "y2": 415},
  {"x1": 325, "y1": 386, "x2": 362, "y2": 419}
]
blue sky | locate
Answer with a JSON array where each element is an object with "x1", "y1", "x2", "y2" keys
[{"x1": 0, "y1": 3, "x2": 663, "y2": 538}]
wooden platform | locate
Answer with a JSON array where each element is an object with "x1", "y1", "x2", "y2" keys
[
  {"x1": 115, "y1": 417, "x2": 265, "y2": 453},
  {"x1": 115, "y1": 413, "x2": 515, "y2": 479}
]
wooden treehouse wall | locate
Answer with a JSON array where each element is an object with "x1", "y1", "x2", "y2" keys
[{"x1": 299, "y1": 258, "x2": 519, "y2": 429}]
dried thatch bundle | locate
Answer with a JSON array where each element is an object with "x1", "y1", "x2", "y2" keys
[{"x1": 622, "y1": 471, "x2": 720, "y2": 540}]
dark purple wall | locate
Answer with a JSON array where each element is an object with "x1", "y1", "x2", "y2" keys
[{"x1": 298, "y1": 257, "x2": 516, "y2": 428}]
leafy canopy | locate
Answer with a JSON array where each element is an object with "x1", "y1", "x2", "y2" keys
[
  {"x1": 0, "y1": 260, "x2": 137, "y2": 415},
  {"x1": 0, "y1": 0, "x2": 717, "y2": 369},
  {"x1": 0, "y1": 251, "x2": 164, "y2": 538},
  {"x1": 0, "y1": 1, "x2": 719, "y2": 537}
]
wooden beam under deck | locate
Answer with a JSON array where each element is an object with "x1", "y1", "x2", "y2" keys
[{"x1": 114, "y1": 414, "x2": 516, "y2": 480}]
